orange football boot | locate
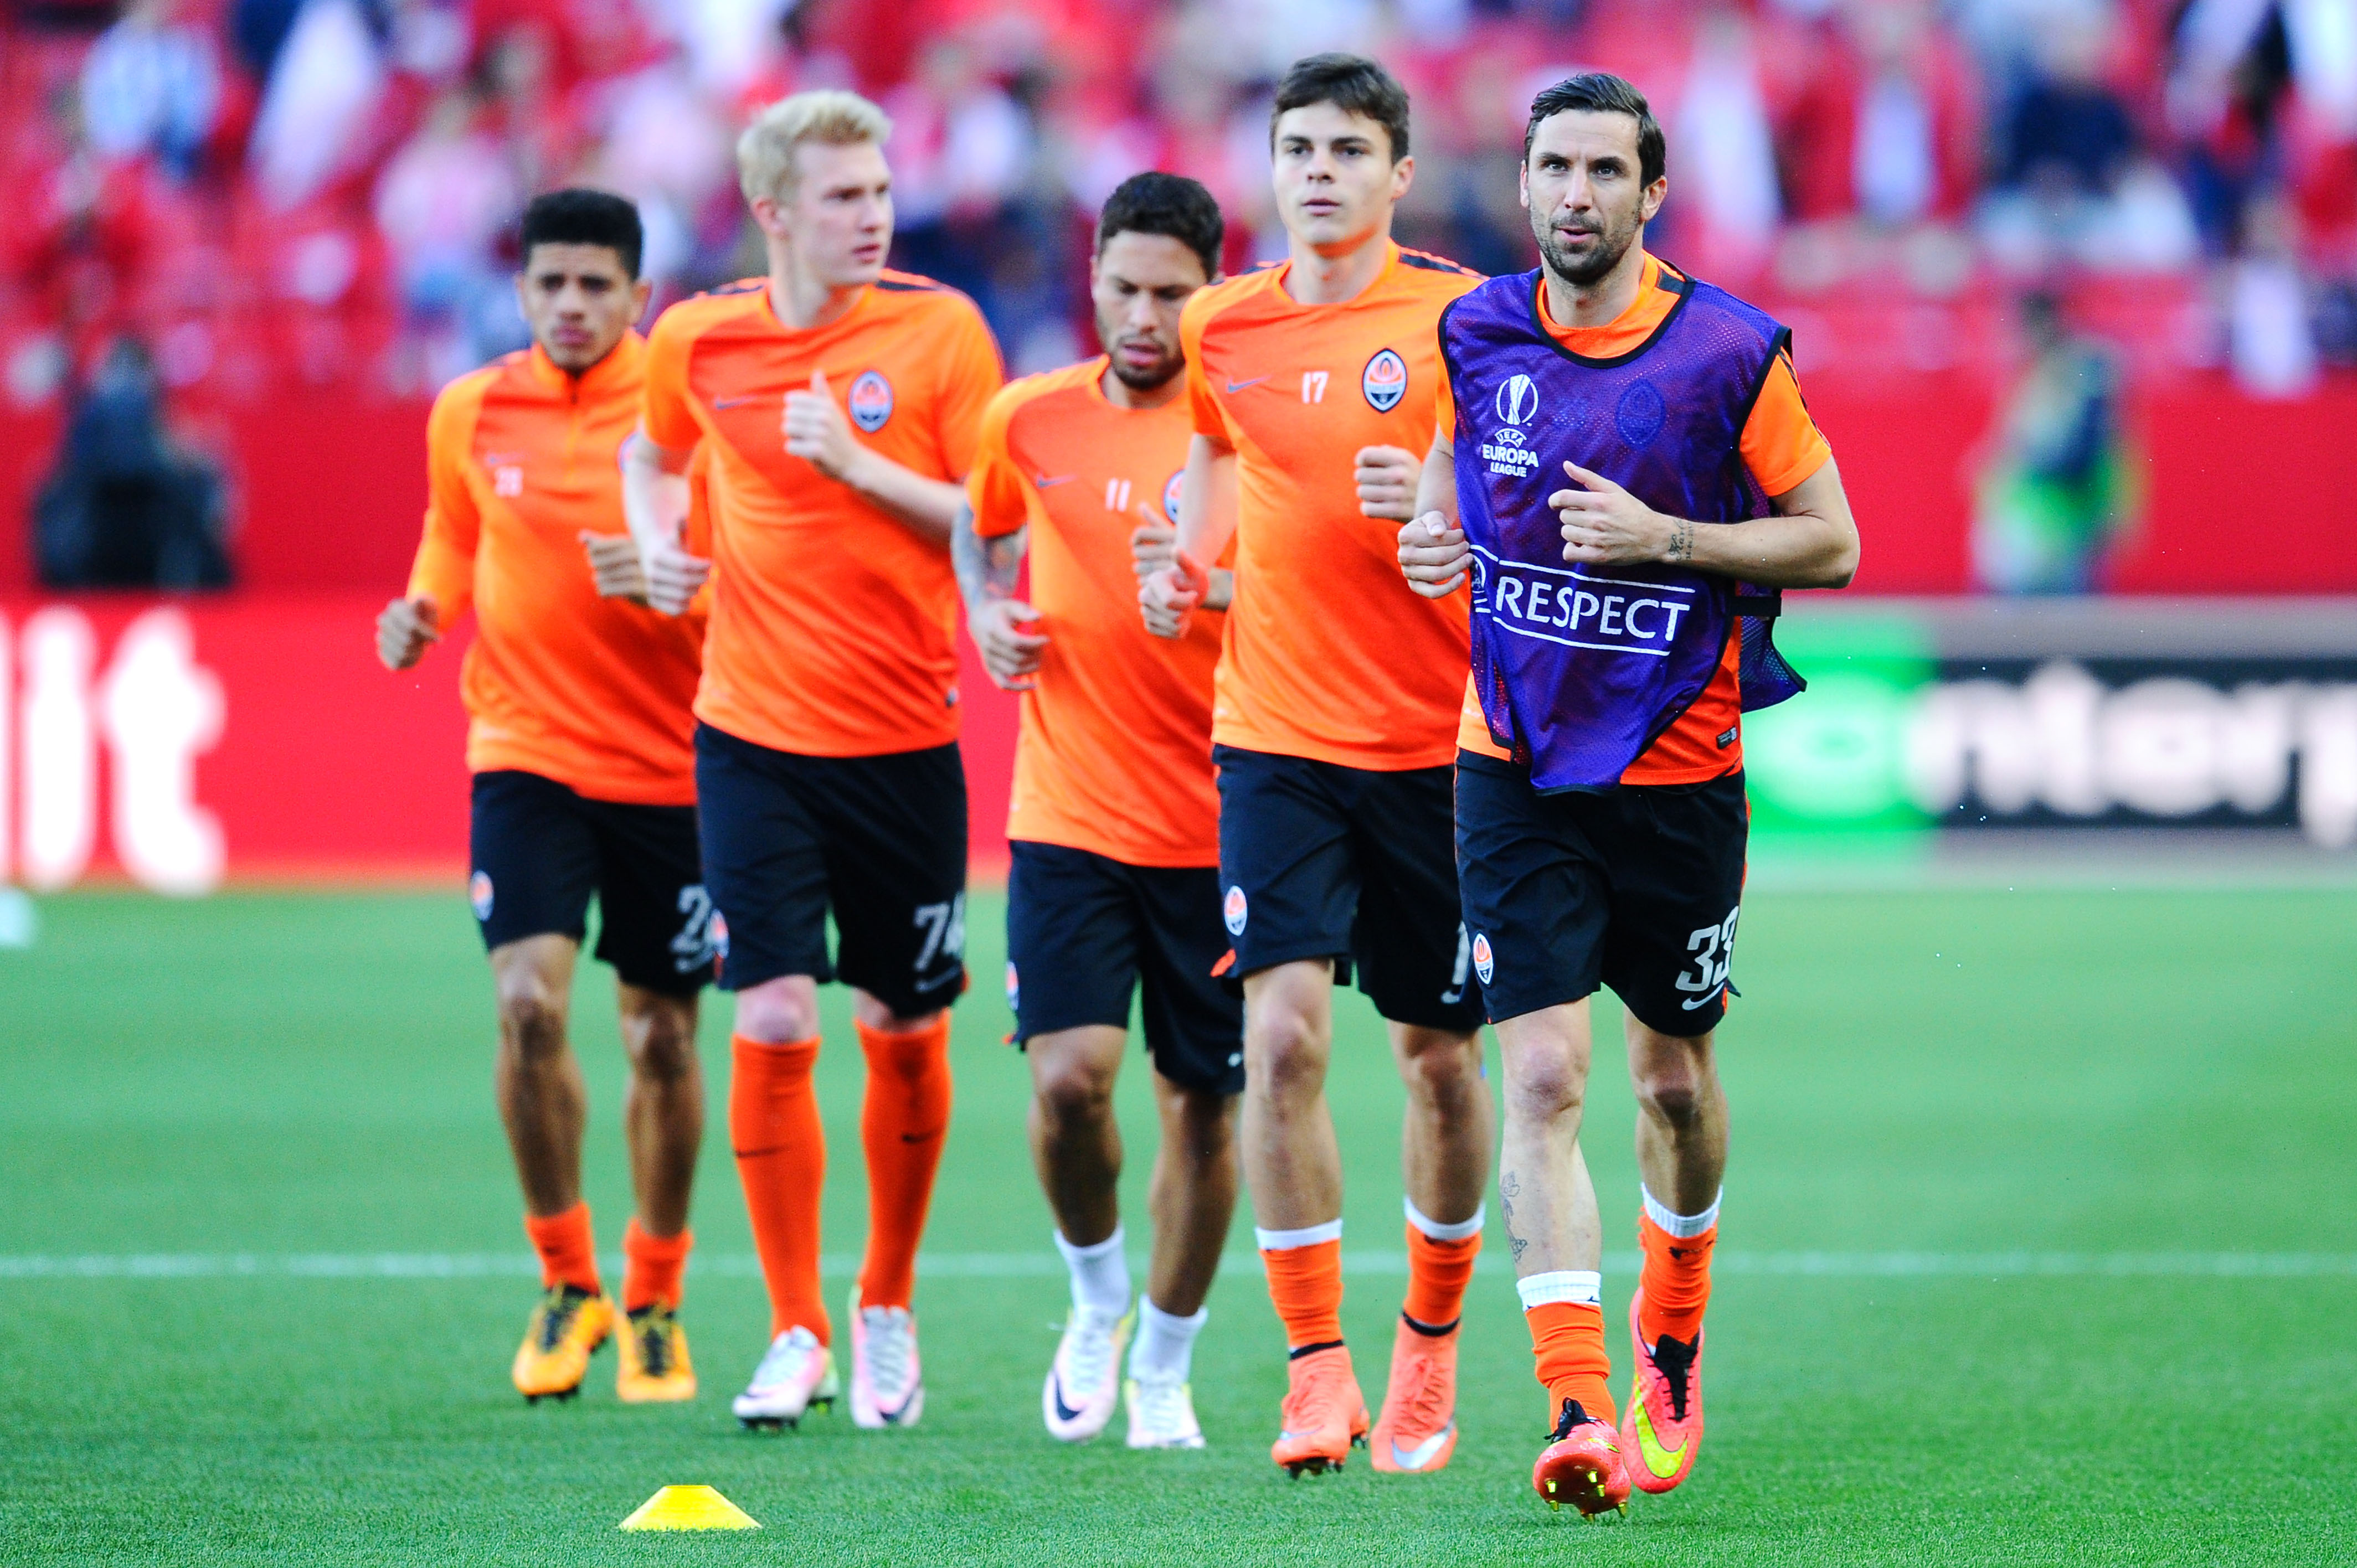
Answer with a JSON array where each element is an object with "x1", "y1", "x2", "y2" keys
[
  {"x1": 1532, "y1": 1399, "x2": 1632, "y2": 1517},
  {"x1": 616, "y1": 1303, "x2": 697, "y2": 1403},
  {"x1": 1369, "y1": 1316, "x2": 1459, "y2": 1473},
  {"x1": 512, "y1": 1283, "x2": 614, "y2": 1402},
  {"x1": 1620, "y1": 1287, "x2": 1704, "y2": 1494},
  {"x1": 1271, "y1": 1345, "x2": 1371, "y2": 1477}
]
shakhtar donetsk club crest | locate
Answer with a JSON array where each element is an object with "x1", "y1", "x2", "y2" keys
[
  {"x1": 848, "y1": 370, "x2": 894, "y2": 432},
  {"x1": 1362, "y1": 348, "x2": 1407, "y2": 411}
]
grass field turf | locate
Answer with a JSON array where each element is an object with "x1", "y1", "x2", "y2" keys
[{"x1": 2, "y1": 885, "x2": 2352, "y2": 1565}]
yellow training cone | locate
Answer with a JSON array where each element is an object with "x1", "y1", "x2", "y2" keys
[{"x1": 618, "y1": 1484, "x2": 761, "y2": 1531}]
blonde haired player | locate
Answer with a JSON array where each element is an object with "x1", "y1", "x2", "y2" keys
[{"x1": 621, "y1": 89, "x2": 1003, "y2": 1432}]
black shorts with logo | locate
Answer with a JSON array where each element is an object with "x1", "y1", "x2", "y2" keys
[
  {"x1": 1005, "y1": 840, "x2": 1244, "y2": 1097},
  {"x1": 1454, "y1": 751, "x2": 1747, "y2": 1035},
  {"x1": 468, "y1": 769, "x2": 714, "y2": 997},
  {"x1": 1212, "y1": 744, "x2": 1484, "y2": 1033},
  {"x1": 693, "y1": 724, "x2": 968, "y2": 1015}
]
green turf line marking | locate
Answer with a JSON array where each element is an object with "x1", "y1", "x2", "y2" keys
[{"x1": 6, "y1": 1250, "x2": 2354, "y2": 1281}]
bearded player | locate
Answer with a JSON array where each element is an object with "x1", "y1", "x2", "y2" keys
[
  {"x1": 1138, "y1": 54, "x2": 1493, "y2": 1478},
  {"x1": 956, "y1": 173, "x2": 1237, "y2": 1450},
  {"x1": 1399, "y1": 74, "x2": 1859, "y2": 1513},
  {"x1": 377, "y1": 189, "x2": 712, "y2": 1405},
  {"x1": 621, "y1": 91, "x2": 1003, "y2": 1432}
]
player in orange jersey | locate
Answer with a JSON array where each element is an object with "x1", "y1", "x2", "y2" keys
[
  {"x1": 376, "y1": 190, "x2": 713, "y2": 1406},
  {"x1": 620, "y1": 90, "x2": 1003, "y2": 1433},
  {"x1": 1136, "y1": 55, "x2": 1493, "y2": 1479},
  {"x1": 1398, "y1": 75, "x2": 1859, "y2": 1513},
  {"x1": 955, "y1": 173, "x2": 1236, "y2": 1451}
]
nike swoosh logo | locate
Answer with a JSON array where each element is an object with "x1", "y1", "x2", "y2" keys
[
  {"x1": 1050, "y1": 1371, "x2": 1086, "y2": 1423},
  {"x1": 1631, "y1": 1390, "x2": 1686, "y2": 1478},
  {"x1": 913, "y1": 969, "x2": 963, "y2": 993},
  {"x1": 878, "y1": 1391, "x2": 918, "y2": 1423},
  {"x1": 1388, "y1": 1422, "x2": 1454, "y2": 1470},
  {"x1": 1440, "y1": 987, "x2": 1463, "y2": 1005},
  {"x1": 714, "y1": 396, "x2": 759, "y2": 410},
  {"x1": 1680, "y1": 983, "x2": 1727, "y2": 1011},
  {"x1": 1224, "y1": 376, "x2": 1268, "y2": 393},
  {"x1": 1033, "y1": 473, "x2": 1076, "y2": 489}
]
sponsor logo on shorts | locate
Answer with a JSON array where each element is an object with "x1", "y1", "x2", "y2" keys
[
  {"x1": 1361, "y1": 348, "x2": 1407, "y2": 412},
  {"x1": 1005, "y1": 961, "x2": 1020, "y2": 1009},
  {"x1": 1223, "y1": 885, "x2": 1248, "y2": 936},
  {"x1": 469, "y1": 871, "x2": 493, "y2": 921},
  {"x1": 1163, "y1": 468, "x2": 1185, "y2": 523},
  {"x1": 1472, "y1": 932, "x2": 1494, "y2": 985},
  {"x1": 848, "y1": 370, "x2": 894, "y2": 432}
]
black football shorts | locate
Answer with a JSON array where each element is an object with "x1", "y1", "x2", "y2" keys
[
  {"x1": 467, "y1": 768, "x2": 714, "y2": 996},
  {"x1": 693, "y1": 724, "x2": 968, "y2": 1015},
  {"x1": 1454, "y1": 751, "x2": 1747, "y2": 1035}
]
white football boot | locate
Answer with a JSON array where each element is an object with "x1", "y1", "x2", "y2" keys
[
  {"x1": 1125, "y1": 1366, "x2": 1207, "y2": 1450},
  {"x1": 848, "y1": 1286, "x2": 925, "y2": 1429},
  {"x1": 1042, "y1": 1304, "x2": 1133, "y2": 1442},
  {"x1": 730, "y1": 1325, "x2": 838, "y2": 1429}
]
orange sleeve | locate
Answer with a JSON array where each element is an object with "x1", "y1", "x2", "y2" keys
[
  {"x1": 964, "y1": 381, "x2": 1037, "y2": 539},
  {"x1": 1740, "y1": 348, "x2": 1832, "y2": 497},
  {"x1": 404, "y1": 383, "x2": 481, "y2": 623},
  {"x1": 1181, "y1": 292, "x2": 1231, "y2": 445},
  {"x1": 1434, "y1": 354, "x2": 1456, "y2": 441},
  {"x1": 641, "y1": 307, "x2": 704, "y2": 452},
  {"x1": 932, "y1": 300, "x2": 1005, "y2": 481}
]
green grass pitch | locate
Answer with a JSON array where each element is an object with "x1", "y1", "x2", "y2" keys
[{"x1": 3, "y1": 884, "x2": 2352, "y2": 1564}]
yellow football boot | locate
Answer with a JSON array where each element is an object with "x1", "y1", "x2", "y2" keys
[
  {"x1": 616, "y1": 1304, "x2": 698, "y2": 1403},
  {"x1": 512, "y1": 1283, "x2": 614, "y2": 1402}
]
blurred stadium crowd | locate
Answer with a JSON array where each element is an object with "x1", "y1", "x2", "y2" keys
[{"x1": 6, "y1": 0, "x2": 2353, "y2": 406}]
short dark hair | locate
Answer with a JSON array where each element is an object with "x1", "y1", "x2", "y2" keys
[
  {"x1": 1525, "y1": 73, "x2": 1665, "y2": 187},
  {"x1": 518, "y1": 188, "x2": 644, "y2": 280},
  {"x1": 1271, "y1": 52, "x2": 1411, "y2": 163},
  {"x1": 1096, "y1": 172, "x2": 1225, "y2": 278}
]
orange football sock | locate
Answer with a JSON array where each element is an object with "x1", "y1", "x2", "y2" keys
[
  {"x1": 1262, "y1": 1236, "x2": 1345, "y2": 1351},
  {"x1": 1402, "y1": 1223, "x2": 1481, "y2": 1330},
  {"x1": 523, "y1": 1201, "x2": 601, "y2": 1296},
  {"x1": 855, "y1": 1017, "x2": 953, "y2": 1311},
  {"x1": 1638, "y1": 1211, "x2": 1717, "y2": 1347},
  {"x1": 621, "y1": 1218, "x2": 693, "y2": 1313},
  {"x1": 730, "y1": 1034, "x2": 830, "y2": 1343},
  {"x1": 1526, "y1": 1301, "x2": 1615, "y2": 1426}
]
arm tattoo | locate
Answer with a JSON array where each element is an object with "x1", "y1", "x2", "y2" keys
[
  {"x1": 949, "y1": 501, "x2": 1025, "y2": 608},
  {"x1": 1667, "y1": 518, "x2": 1695, "y2": 565}
]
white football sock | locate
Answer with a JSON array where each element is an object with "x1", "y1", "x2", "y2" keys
[
  {"x1": 1515, "y1": 1270, "x2": 1602, "y2": 1309},
  {"x1": 1128, "y1": 1297, "x2": 1208, "y2": 1381},
  {"x1": 1054, "y1": 1225, "x2": 1131, "y2": 1317},
  {"x1": 1640, "y1": 1185, "x2": 1721, "y2": 1239}
]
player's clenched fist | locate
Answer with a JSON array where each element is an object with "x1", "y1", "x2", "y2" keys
[
  {"x1": 636, "y1": 537, "x2": 712, "y2": 617},
  {"x1": 1354, "y1": 444, "x2": 1421, "y2": 522},
  {"x1": 784, "y1": 368, "x2": 863, "y2": 482},
  {"x1": 970, "y1": 598, "x2": 1050, "y2": 692},
  {"x1": 579, "y1": 530, "x2": 650, "y2": 603},
  {"x1": 1552, "y1": 460, "x2": 1674, "y2": 566},
  {"x1": 1139, "y1": 552, "x2": 1205, "y2": 640},
  {"x1": 1398, "y1": 512, "x2": 1470, "y2": 599},
  {"x1": 376, "y1": 595, "x2": 439, "y2": 670}
]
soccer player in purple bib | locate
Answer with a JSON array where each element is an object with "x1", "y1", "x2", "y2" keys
[{"x1": 1398, "y1": 73, "x2": 1860, "y2": 1514}]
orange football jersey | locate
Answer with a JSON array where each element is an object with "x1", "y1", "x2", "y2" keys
[
  {"x1": 1182, "y1": 243, "x2": 1484, "y2": 771},
  {"x1": 405, "y1": 333, "x2": 707, "y2": 805},
  {"x1": 1440, "y1": 254, "x2": 1833, "y2": 783},
  {"x1": 967, "y1": 358, "x2": 1219, "y2": 867},
  {"x1": 642, "y1": 272, "x2": 1004, "y2": 757}
]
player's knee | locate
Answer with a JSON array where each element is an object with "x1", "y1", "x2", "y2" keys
[
  {"x1": 496, "y1": 974, "x2": 568, "y2": 1059},
  {"x1": 1395, "y1": 1028, "x2": 1483, "y2": 1103},
  {"x1": 734, "y1": 979, "x2": 818, "y2": 1044},
  {"x1": 1504, "y1": 1048, "x2": 1587, "y2": 1123},
  {"x1": 1633, "y1": 1071, "x2": 1702, "y2": 1131},
  {"x1": 1246, "y1": 1016, "x2": 1326, "y2": 1100},
  {"x1": 1033, "y1": 1055, "x2": 1116, "y2": 1131},
  {"x1": 624, "y1": 1003, "x2": 698, "y2": 1085}
]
